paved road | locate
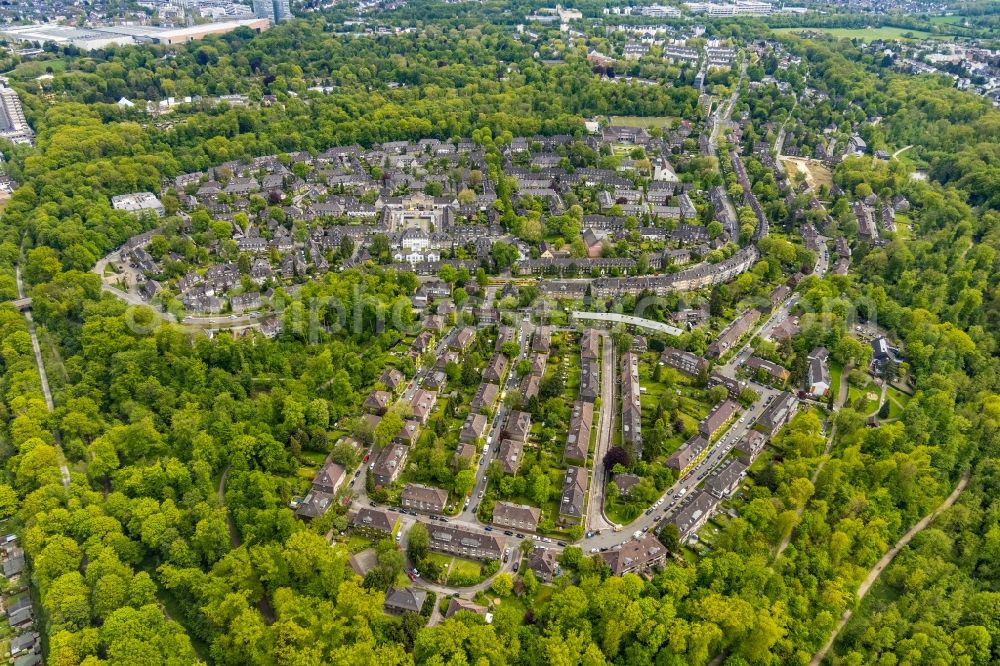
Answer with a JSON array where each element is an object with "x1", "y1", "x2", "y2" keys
[
  {"x1": 809, "y1": 469, "x2": 970, "y2": 666},
  {"x1": 462, "y1": 321, "x2": 531, "y2": 521},
  {"x1": 774, "y1": 95, "x2": 798, "y2": 160},
  {"x1": 706, "y1": 57, "x2": 746, "y2": 160},
  {"x1": 892, "y1": 144, "x2": 913, "y2": 159},
  {"x1": 15, "y1": 261, "x2": 71, "y2": 488},
  {"x1": 396, "y1": 512, "x2": 519, "y2": 592},
  {"x1": 587, "y1": 333, "x2": 616, "y2": 533},
  {"x1": 582, "y1": 285, "x2": 795, "y2": 552},
  {"x1": 584, "y1": 380, "x2": 778, "y2": 553}
]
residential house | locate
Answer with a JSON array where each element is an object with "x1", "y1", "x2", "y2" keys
[
  {"x1": 395, "y1": 419, "x2": 420, "y2": 446},
  {"x1": 349, "y1": 507, "x2": 400, "y2": 537},
  {"x1": 699, "y1": 399, "x2": 739, "y2": 438},
  {"x1": 519, "y1": 373, "x2": 541, "y2": 402},
  {"x1": 454, "y1": 442, "x2": 477, "y2": 469},
  {"x1": 410, "y1": 331, "x2": 435, "y2": 358},
  {"x1": 746, "y1": 357, "x2": 790, "y2": 383},
  {"x1": 581, "y1": 328, "x2": 600, "y2": 360},
  {"x1": 621, "y1": 352, "x2": 642, "y2": 460},
  {"x1": 409, "y1": 389, "x2": 438, "y2": 424},
  {"x1": 707, "y1": 309, "x2": 761, "y2": 358},
  {"x1": 558, "y1": 466, "x2": 588, "y2": 526},
  {"x1": 492, "y1": 501, "x2": 541, "y2": 532},
  {"x1": 530, "y1": 352, "x2": 548, "y2": 377},
  {"x1": 669, "y1": 490, "x2": 719, "y2": 541},
  {"x1": 503, "y1": 410, "x2": 532, "y2": 442},
  {"x1": 565, "y1": 401, "x2": 593, "y2": 464},
  {"x1": 372, "y1": 443, "x2": 408, "y2": 486},
  {"x1": 311, "y1": 461, "x2": 346, "y2": 495},
  {"x1": 8, "y1": 631, "x2": 38, "y2": 657},
  {"x1": 428, "y1": 524, "x2": 505, "y2": 560},
  {"x1": 757, "y1": 391, "x2": 799, "y2": 434},
  {"x1": 526, "y1": 546, "x2": 560, "y2": 582},
  {"x1": 364, "y1": 390, "x2": 392, "y2": 415},
  {"x1": 601, "y1": 533, "x2": 667, "y2": 576},
  {"x1": 450, "y1": 326, "x2": 476, "y2": 351},
  {"x1": 424, "y1": 369, "x2": 447, "y2": 390},
  {"x1": 495, "y1": 326, "x2": 516, "y2": 352},
  {"x1": 402, "y1": 484, "x2": 449, "y2": 514},
  {"x1": 580, "y1": 359, "x2": 600, "y2": 402},
  {"x1": 667, "y1": 435, "x2": 708, "y2": 471},
  {"x1": 3, "y1": 547, "x2": 25, "y2": 579},
  {"x1": 532, "y1": 326, "x2": 551, "y2": 353},
  {"x1": 460, "y1": 413, "x2": 488, "y2": 445},
  {"x1": 613, "y1": 473, "x2": 641, "y2": 496},
  {"x1": 807, "y1": 347, "x2": 831, "y2": 397},
  {"x1": 484, "y1": 354, "x2": 509, "y2": 384},
  {"x1": 704, "y1": 459, "x2": 749, "y2": 499},
  {"x1": 379, "y1": 367, "x2": 406, "y2": 393},
  {"x1": 498, "y1": 439, "x2": 524, "y2": 475},
  {"x1": 294, "y1": 488, "x2": 335, "y2": 520},
  {"x1": 445, "y1": 598, "x2": 489, "y2": 619},
  {"x1": 384, "y1": 587, "x2": 426, "y2": 615},
  {"x1": 735, "y1": 430, "x2": 768, "y2": 463},
  {"x1": 7, "y1": 603, "x2": 32, "y2": 629},
  {"x1": 660, "y1": 347, "x2": 709, "y2": 376},
  {"x1": 471, "y1": 383, "x2": 500, "y2": 413}
]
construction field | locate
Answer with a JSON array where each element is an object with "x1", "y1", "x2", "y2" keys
[{"x1": 780, "y1": 157, "x2": 833, "y2": 192}]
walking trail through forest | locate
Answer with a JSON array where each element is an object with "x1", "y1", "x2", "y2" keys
[{"x1": 809, "y1": 468, "x2": 970, "y2": 665}]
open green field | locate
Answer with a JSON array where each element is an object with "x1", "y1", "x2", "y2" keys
[
  {"x1": 773, "y1": 26, "x2": 938, "y2": 41},
  {"x1": 7, "y1": 58, "x2": 67, "y2": 80},
  {"x1": 609, "y1": 115, "x2": 678, "y2": 129},
  {"x1": 928, "y1": 15, "x2": 965, "y2": 25}
]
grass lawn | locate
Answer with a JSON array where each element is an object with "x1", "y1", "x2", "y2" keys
[
  {"x1": 446, "y1": 556, "x2": 486, "y2": 586},
  {"x1": 609, "y1": 115, "x2": 678, "y2": 128},
  {"x1": 340, "y1": 534, "x2": 377, "y2": 554},
  {"x1": 893, "y1": 213, "x2": 913, "y2": 239},
  {"x1": 300, "y1": 450, "x2": 327, "y2": 466},
  {"x1": 885, "y1": 386, "x2": 911, "y2": 419},
  {"x1": 847, "y1": 381, "x2": 880, "y2": 415},
  {"x1": 928, "y1": 15, "x2": 965, "y2": 25},
  {"x1": 829, "y1": 360, "x2": 844, "y2": 404},
  {"x1": 606, "y1": 498, "x2": 643, "y2": 525},
  {"x1": 772, "y1": 26, "x2": 939, "y2": 41},
  {"x1": 426, "y1": 552, "x2": 452, "y2": 568},
  {"x1": 8, "y1": 58, "x2": 67, "y2": 80}
]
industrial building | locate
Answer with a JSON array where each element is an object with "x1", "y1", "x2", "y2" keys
[{"x1": 0, "y1": 19, "x2": 269, "y2": 51}]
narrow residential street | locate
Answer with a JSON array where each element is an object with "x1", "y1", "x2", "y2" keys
[{"x1": 587, "y1": 332, "x2": 616, "y2": 533}]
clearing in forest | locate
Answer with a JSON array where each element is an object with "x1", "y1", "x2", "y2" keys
[{"x1": 780, "y1": 157, "x2": 833, "y2": 193}]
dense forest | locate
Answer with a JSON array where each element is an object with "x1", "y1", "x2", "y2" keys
[{"x1": 0, "y1": 10, "x2": 998, "y2": 665}]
